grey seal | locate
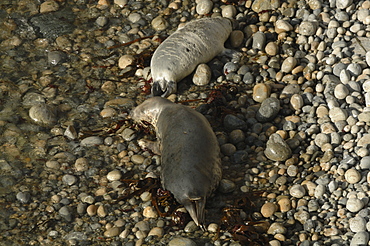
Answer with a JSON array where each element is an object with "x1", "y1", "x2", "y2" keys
[
  {"x1": 150, "y1": 17, "x2": 233, "y2": 97},
  {"x1": 130, "y1": 97, "x2": 222, "y2": 228}
]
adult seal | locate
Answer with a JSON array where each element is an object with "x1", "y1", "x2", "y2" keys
[
  {"x1": 130, "y1": 97, "x2": 222, "y2": 228},
  {"x1": 150, "y1": 17, "x2": 233, "y2": 97}
]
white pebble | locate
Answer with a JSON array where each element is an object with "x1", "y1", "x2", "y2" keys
[
  {"x1": 107, "y1": 170, "x2": 122, "y2": 181},
  {"x1": 289, "y1": 184, "x2": 306, "y2": 198}
]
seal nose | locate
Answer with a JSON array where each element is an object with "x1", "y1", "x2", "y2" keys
[{"x1": 151, "y1": 81, "x2": 164, "y2": 96}]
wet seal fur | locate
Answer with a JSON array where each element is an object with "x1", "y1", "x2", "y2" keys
[
  {"x1": 130, "y1": 97, "x2": 222, "y2": 228},
  {"x1": 150, "y1": 17, "x2": 233, "y2": 97}
]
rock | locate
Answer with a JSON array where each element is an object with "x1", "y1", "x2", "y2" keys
[
  {"x1": 62, "y1": 174, "x2": 77, "y2": 186},
  {"x1": 281, "y1": 57, "x2": 297, "y2": 73},
  {"x1": 261, "y1": 202, "x2": 277, "y2": 217},
  {"x1": 196, "y1": 0, "x2": 213, "y2": 15},
  {"x1": 221, "y1": 5, "x2": 237, "y2": 18},
  {"x1": 193, "y1": 64, "x2": 211, "y2": 86},
  {"x1": 334, "y1": 84, "x2": 349, "y2": 100},
  {"x1": 346, "y1": 198, "x2": 364, "y2": 213},
  {"x1": 267, "y1": 222, "x2": 287, "y2": 235},
  {"x1": 104, "y1": 227, "x2": 121, "y2": 237},
  {"x1": 143, "y1": 206, "x2": 158, "y2": 218},
  {"x1": 80, "y1": 136, "x2": 103, "y2": 147},
  {"x1": 289, "y1": 184, "x2": 306, "y2": 198},
  {"x1": 168, "y1": 237, "x2": 196, "y2": 246},
  {"x1": 251, "y1": 0, "x2": 280, "y2": 13},
  {"x1": 344, "y1": 169, "x2": 361, "y2": 184},
  {"x1": 329, "y1": 107, "x2": 348, "y2": 122},
  {"x1": 148, "y1": 227, "x2": 164, "y2": 238},
  {"x1": 264, "y1": 133, "x2": 292, "y2": 161},
  {"x1": 230, "y1": 30, "x2": 244, "y2": 48},
  {"x1": 350, "y1": 231, "x2": 369, "y2": 246},
  {"x1": 349, "y1": 217, "x2": 366, "y2": 233},
  {"x1": 29, "y1": 103, "x2": 57, "y2": 127},
  {"x1": 252, "y1": 31, "x2": 266, "y2": 50},
  {"x1": 107, "y1": 170, "x2": 122, "y2": 181},
  {"x1": 218, "y1": 179, "x2": 236, "y2": 193},
  {"x1": 40, "y1": 0, "x2": 59, "y2": 13},
  {"x1": 16, "y1": 192, "x2": 31, "y2": 203},
  {"x1": 223, "y1": 114, "x2": 246, "y2": 130},
  {"x1": 118, "y1": 55, "x2": 135, "y2": 69},
  {"x1": 256, "y1": 97, "x2": 281, "y2": 122},
  {"x1": 299, "y1": 21, "x2": 318, "y2": 36},
  {"x1": 151, "y1": 16, "x2": 168, "y2": 31},
  {"x1": 253, "y1": 83, "x2": 271, "y2": 103},
  {"x1": 265, "y1": 42, "x2": 279, "y2": 56}
]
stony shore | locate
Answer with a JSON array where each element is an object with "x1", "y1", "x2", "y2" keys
[{"x1": 1, "y1": 0, "x2": 370, "y2": 245}]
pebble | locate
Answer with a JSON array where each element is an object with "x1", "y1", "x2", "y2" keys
[
  {"x1": 29, "y1": 103, "x2": 57, "y2": 127},
  {"x1": 329, "y1": 107, "x2": 348, "y2": 122},
  {"x1": 349, "y1": 217, "x2": 367, "y2": 232},
  {"x1": 261, "y1": 202, "x2": 277, "y2": 217},
  {"x1": 196, "y1": 0, "x2": 213, "y2": 15},
  {"x1": 118, "y1": 55, "x2": 135, "y2": 69},
  {"x1": 281, "y1": 57, "x2": 297, "y2": 73},
  {"x1": 184, "y1": 221, "x2": 198, "y2": 233},
  {"x1": 299, "y1": 21, "x2": 318, "y2": 36},
  {"x1": 230, "y1": 30, "x2": 244, "y2": 48},
  {"x1": 104, "y1": 227, "x2": 121, "y2": 237},
  {"x1": 265, "y1": 42, "x2": 279, "y2": 56},
  {"x1": 267, "y1": 222, "x2": 287, "y2": 235},
  {"x1": 253, "y1": 83, "x2": 271, "y2": 103},
  {"x1": 334, "y1": 84, "x2": 349, "y2": 99},
  {"x1": 59, "y1": 206, "x2": 72, "y2": 222},
  {"x1": 168, "y1": 237, "x2": 197, "y2": 246},
  {"x1": 264, "y1": 133, "x2": 292, "y2": 162},
  {"x1": 350, "y1": 231, "x2": 369, "y2": 246},
  {"x1": 151, "y1": 16, "x2": 168, "y2": 31},
  {"x1": 40, "y1": 0, "x2": 59, "y2": 13},
  {"x1": 193, "y1": 64, "x2": 211, "y2": 86},
  {"x1": 107, "y1": 170, "x2": 122, "y2": 181},
  {"x1": 256, "y1": 97, "x2": 281, "y2": 122},
  {"x1": 346, "y1": 198, "x2": 364, "y2": 213},
  {"x1": 16, "y1": 192, "x2": 31, "y2": 203},
  {"x1": 62, "y1": 174, "x2": 77, "y2": 186},
  {"x1": 148, "y1": 227, "x2": 164, "y2": 238},
  {"x1": 218, "y1": 179, "x2": 236, "y2": 193},
  {"x1": 344, "y1": 169, "x2": 361, "y2": 184},
  {"x1": 143, "y1": 206, "x2": 158, "y2": 218},
  {"x1": 289, "y1": 184, "x2": 306, "y2": 198},
  {"x1": 221, "y1": 5, "x2": 237, "y2": 18},
  {"x1": 80, "y1": 136, "x2": 103, "y2": 147},
  {"x1": 252, "y1": 31, "x2": 266, "y2": 50}
]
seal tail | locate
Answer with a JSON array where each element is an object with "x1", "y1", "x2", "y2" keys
[{"x1": 184, "y1": 197, "x2": 206, "y2": 231}]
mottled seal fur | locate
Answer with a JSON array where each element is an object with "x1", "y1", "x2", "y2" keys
[
  {"x1": 130, "y1": 97, "x2": 222, "y2": 227},
  {"x1": 150, "y1": 17, "x2": 233, "y2": 97}
]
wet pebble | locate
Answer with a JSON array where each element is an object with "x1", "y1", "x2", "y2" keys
[
  {"x1": 80, "y1": 136, "x2": 103, "y2": 147},
  {"x1": 16, "y1": 192, "x2": 31, "y2": 203},
  {"x1": 104, "y1": 227, "x2": 121, "y2": 237},
  {"x1": 264, "y1": 133, "x2": 292, "y2": 161},
  {"x1": 253, "y1": 83, "x2": 271, "y2": 103},
  {"x1": 107, "y1": 170, "x2": 122, "y2": 181},
  {"x1": 62, "y1": 174, "x2": 77, "y2": 186},
  {"x1": 29, "y1": 103, "x2": 57, "y2": 127}
]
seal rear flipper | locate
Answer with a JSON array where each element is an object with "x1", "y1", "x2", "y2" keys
[{"x1": 183, "y1": 197, "x2": 206, "y2": 230}]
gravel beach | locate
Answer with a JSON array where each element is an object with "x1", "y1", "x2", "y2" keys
[{"x1": 1, "y1": 0, "x2": 370, "y2": 245}]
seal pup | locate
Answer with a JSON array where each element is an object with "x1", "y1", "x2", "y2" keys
[
  {"x1": 130, "y1": 97, "x2": 222, "y2": 228},
  {"x1": 150, "y1": 17, "x2": 234, "y2": 97}
]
